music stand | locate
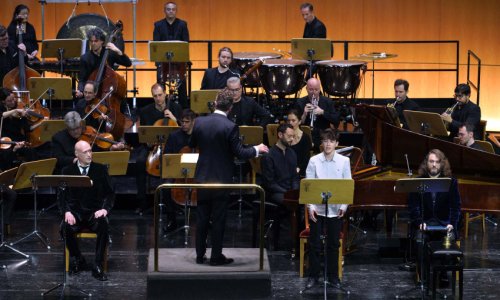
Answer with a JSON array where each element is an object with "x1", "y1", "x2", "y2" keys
[
  {"x1": 162, "y1": 153, "x2": 198, "y2": 245},
  {"x1": 42, "y1": 39, "x2": 83, "y2": 76},
  {"x1": 38, "y1": 175, "x2": 93, "y2": 298},
  {"x1": 403, "y1": 110, "x2": 449, "y2": 137},
  {"x1": 291, "y1": 38, "x2": 332, "y2": 77},
  {"x1": 149, "y1": 41, "x2": 189, "y2": 88},
  {"x1": 138, "y1": 126, "x2": 177, "y2": 218},
  {"x1": 90, "y1": 151, "x2": 130, "y2": 240},
  {"x1": 394, "y1": 178, "x2": 451, "y2": 300},
  {"x1": 190, "y1": 90, "x2": 220, "y2": 114},
  {"x1": 231, "y1": 126, "x2": 264, "y2": 217},
  {"x1": 28, "y1": 77, "x2": 73, "y2": 110},
  {"x1": 299, "y1": 179, "x2": 353, "y2": 296},
  {"x1": 39, "y1": 120, "x2": 66, "y2": 143},
  {"x1": 10, "y1": 158, "x2": 57, "y2": 250},
  {"x1": 0, "y1": 168, "x2": 29, "y2": 259}
]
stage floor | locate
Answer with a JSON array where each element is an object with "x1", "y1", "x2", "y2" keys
[{"x1": 0, "y1": 208, "x2": 499, "y2": 299}]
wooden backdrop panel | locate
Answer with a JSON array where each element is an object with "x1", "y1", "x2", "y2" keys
[{"x1": 1, "y1": 0, "x2": 498, "y2": 129}]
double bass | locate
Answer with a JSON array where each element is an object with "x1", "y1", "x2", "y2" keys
[
  {"x1": 2, "y1": 18, "x2": 48, "y2": 148},
  {"x1": 87, "y1": 20, "x2": 130, "y2": 140}
]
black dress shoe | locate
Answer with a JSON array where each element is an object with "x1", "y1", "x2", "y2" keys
[
  {"x1": 305, "y1": 277, "x2": 319, "y2": 289},
  {"x1": 92, "y1": 265, "x2": 108, "y2": 281},
  {"x1": 163, "y1": 220, "x2": 178, "y2": 233},
  {"x1": 327, "y1": 278, "x2": 342, "y2": 289},
  {"x1": 196, "y1": 255, "x2": 207, "y2": 264},
  {"x1": 209, "y1": 255, "x2": 234, "y2": 266},
  {"x1": 70, "y1": 256, "x2": 87, "y2": 274}
]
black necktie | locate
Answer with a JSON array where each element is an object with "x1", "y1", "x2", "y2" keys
[{"x1": 81, "y1": 166, "x2": 88, "y2": 176}]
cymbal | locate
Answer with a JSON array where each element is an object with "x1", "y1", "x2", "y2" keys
[{"x1": 350, "y1": 52, "x2": 398, "y2": 61}]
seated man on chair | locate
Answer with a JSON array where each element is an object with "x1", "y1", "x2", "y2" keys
[
  {"x1": 408, "y1": 149, "x2": 461, "y2": 287},
  {"x1": 457, "y1": 123, "x2": 482, "y2": 150},
  {"x1": 61, "y1": 140, "x2": 114, "y2": 281},
  {"x1": 260, "y1": 123, "x2": 300, "y2": 247}
]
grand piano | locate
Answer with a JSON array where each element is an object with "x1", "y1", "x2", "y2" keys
[{"x1": 283, "y1": 103, "x2": 500, "y2": 255}]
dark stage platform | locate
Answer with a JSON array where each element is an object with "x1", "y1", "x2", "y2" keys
[{"x1": 0, "y1": 207, "x2": 499, "y2": 299}]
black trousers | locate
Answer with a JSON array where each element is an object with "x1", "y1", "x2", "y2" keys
[
  {"x1": 308, "y1": 215, "x2": 342, "y2": 280},
  {"x1": 64, "y1": 213, "x2": 109, "y2": 267},
  {"x1": 1, "y1": 186, "x2": 16, "y2": 225},
  {"x1": 196, "y1": 189, "x2": 229, "y2": 260}
]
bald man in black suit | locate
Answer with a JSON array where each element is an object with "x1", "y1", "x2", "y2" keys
[{"x1": 189, "y1": 90, "x2": 268, "y2": 266}]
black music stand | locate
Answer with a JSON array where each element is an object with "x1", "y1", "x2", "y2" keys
[
  {"x1": 162, "y1": 153, "x2": 198, "y2": 245},
  {"x1": 190, "y1": 90, "x2": 220, "y2": 115},
  {"x1": 291, "y1": 38, "x2": 332, "y2": 78},
  {"x1": 149, "y1": 41, "x2": 189, "y2": 91},
  {"x1": 38, "y1": 175, "x2": 93, "y2": 298},
  {"x1": 28, "y1": 77, "x2": 73, "y2": 117},
  {"x1": 138, "y1": 126, "x2": 177, "y2": 219},
  {"x1": 299, "y1": 179, "x2": 354, "y2": 297},
  {"x1": 42, "y1": 39, "x2": 83, "y2": 76},
  {"x1": 0, "y1": 168, "x2": 29, "y2": 259},
  {"x1": 229, "y1": 126, "x2": 264, "y2": 218},
  {"x1": 403, "y1": 110, "x2": 449, "y2": 137},
  {"x1": 394, "y1": 178, "x2": 451, "y2": 300},
  {"x1": 10, "y1": 158, "x2": 56, "y2": 250}
]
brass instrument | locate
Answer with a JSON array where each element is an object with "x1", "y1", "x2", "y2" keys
[
  {"x1": 444, "y1": 101, "x2": 459, "y2": 115},
  {"x1": 386, "y1": 97, "x2": 401, "y2": 127}
]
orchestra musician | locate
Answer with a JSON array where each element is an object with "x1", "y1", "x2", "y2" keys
[
  {"x1": 441, "y1": 83, "x2": 481, "y2": 140},
  {"x1": 153, "y1": 1, "x2": 189, "y2": 109},
  {"x1": 286, "y1": 109, "x2": 312, "y2": 177},
  {"x1": 305, "y1": 128, "x2": 351, "y2": 289},
  {"x1": 189, "y1": 89, "x2": 268, "y2": 266},
  {"x1": 51, "y1": 111, "x2": 123, "y2": 174},
  {"x1": 392, "y1": 79, "x2": 420, "y2": 129},
  {"x1": 295, "y1": 78, "x2": 339, "y2": 152},
  {"x1": 226, "y1": 77, "x2": 272, "y2": 127},
  {"x1": 1, "y1": 138, "x2": 26, "y2": 234},
  {"x1": 76, "y1": 81, "x2": 110, "y2": 132},
  {"x1": 162, "y1": 108, "x2": 197, "y2": 232},
  {"x1": 0, "y1": 25, "x2": 21, "y2": 86},
  {"x1": 201, "y1": 47, "x2": 239, "y2": 90},
  {"x1": 75, "y1": 27, "x2": 132, "y2": 98},
  {"x1": 134, "y1": 83, "x2": 182, "y2": 214},
  {"x1": 408, "y1": 149, "x2": 461, "y2": 287},
  {"x1": 300, "y1": 3, "x2": 327, "y2": 38},
  {"x1": 7, "y1": 4, "x2": 38, "y2": 61},
  {"x1": 61, "y1": 140, "x2": 114, "y2": 281},
  {"x1": 0, "y1": 87, "x2": 34, "y2": 161},
  {"x1": 260, "y1": 123, "x2": 299, "y2": 248},
  {"x1": 457, "y1": 123, "x2": 482, "y2": 150}
]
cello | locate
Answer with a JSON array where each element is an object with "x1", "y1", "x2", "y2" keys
[
  {"x1": 87, "y1": 20, "x2": 130, "y2": 140},
  {"x1": 2, "y1": 18, "x2": 48, "y2": 148}
]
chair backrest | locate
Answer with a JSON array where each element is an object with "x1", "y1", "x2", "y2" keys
[
  {"x1": 478, "y1": 120, "x2": 487, "y2": 141},
  {"x1": 452, "y1": 137, "x2": 494, "y2": 153}
]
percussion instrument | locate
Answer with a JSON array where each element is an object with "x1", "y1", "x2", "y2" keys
[
  {"x1": 232, "y1": 52, "x2": 281, "y2": 88},
  {"x1": 316, "y1": 60, "x2": 367, "y2": 97},
  {"x1": 258, "y1": 59, "x2": 308, "y2": 97}
]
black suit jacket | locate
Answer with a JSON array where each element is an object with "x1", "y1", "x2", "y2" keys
[
  {"x1": 450, "y1": 101, "x2": 481, "y2": 140},
  {"x1": 153, "y1": 18, "x2": 189, "y2": 41},
  {"x1": 52, "y1": 129, "x2": 79, "y2": 172},
  {"x1": 61, "y1": 162, "x2": 114, "y2": 218},
  {"x1": 189, "y1": 112, "x2": 256, "y2": 183},
  {"x1": 408, "y1": 175, "x2": 461, "y2": 229},
  {"x1": 303, "y1": 17, "x2": 327, "y2": 38},
  {"x1": 200, "y1": 67, "x2": 237, "y2": 90},
  {"x1": 227, "y1": 96, "x2": 272, "y2": 127}
]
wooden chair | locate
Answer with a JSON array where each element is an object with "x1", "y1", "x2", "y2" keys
[
  {"x1": 65, "y1": 231, "x2": 108, "y2": 272},
  {"x1": 299, "y1": 206, "x2": 343, "y2": 279}
]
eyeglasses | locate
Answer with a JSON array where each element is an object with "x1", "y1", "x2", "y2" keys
[
  {"x1": 454, "y1": 94, "x2": 466, "y2": 99},
  {"x1": 227, "y1": 87, "x2": 241, "y2": 93}
]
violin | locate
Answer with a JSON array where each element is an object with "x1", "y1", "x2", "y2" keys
[
  {"x1": 0, "y1": 137, "x2": 28, "y2": 150},
  {"x1": 79, "y1": 126, "x2": 126, "y2": 150},
  {"x1": 84, "y1": 99, "x2": 109, "y2": 120}
]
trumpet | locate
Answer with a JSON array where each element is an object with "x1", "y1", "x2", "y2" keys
[
  {"x1": 309, "y1": 96, "x2": 318, "y2": 127},
  {"x1": 444, "y1": 101, "x2": 459, "y2": 115}
]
